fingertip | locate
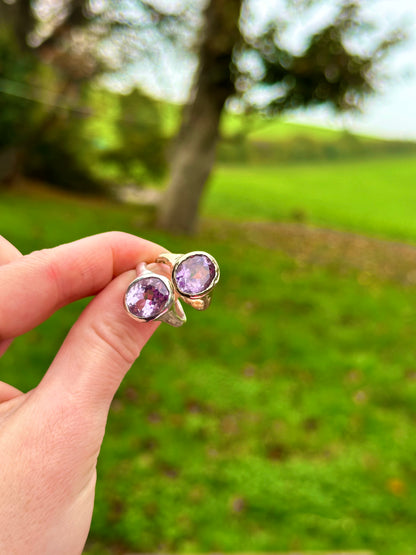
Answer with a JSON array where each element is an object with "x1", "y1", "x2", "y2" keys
[{"x1": 0, "y1": 236, "x2": 22, "y2": 265}]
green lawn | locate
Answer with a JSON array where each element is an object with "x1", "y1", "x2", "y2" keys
[
  {"x1": 205, "y1": 156, "x2": 416, "y2": 242},
  {"x1": 2, "y1": 181, "x2": 416, "y2": 554}
]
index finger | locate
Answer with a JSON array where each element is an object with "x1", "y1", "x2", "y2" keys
[{"x1": 0, "y1": 231, "x2": 167, "y2": 340}]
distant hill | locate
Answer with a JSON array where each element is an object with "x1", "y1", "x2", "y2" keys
[
  {"x1": 160, "y1": 101, "x2": 342, "y2": 140},
  {"x1": 160, "y1": 102, "x2": 416, "y2": 164},
  {"x1": 221, "y1": 112, "x2": 345, "y2": 141},
  {"x1": 219, "y1": 112, "x2": 416, "y2": 164}
]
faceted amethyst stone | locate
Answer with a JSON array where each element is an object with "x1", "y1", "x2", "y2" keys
[
  {"x1": 174, "y1": 254, "x2": 216, "y2": 296},
  {"x1": 125, "y1": 277, "x2": 170, "y2": 319}
]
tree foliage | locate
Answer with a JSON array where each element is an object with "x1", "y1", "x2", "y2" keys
[
  {"x1": 0, "y1": 0, "x2": 404, "y2": 225},
  {"x1": 237, "y1": 2, "x2": 402, "y2": 114},
  {"x1": 0, "y1": 0, "x2": 167, "y2": 192},
  {"x1": 101, "y1": 90, "x2": 166, "y2": 184},
  {"x1": 153, "y1": 0, "x2": 404, "y2": 233},
  {"x1": 0, "y1": 27, "x2": 44, "y2": 149}
]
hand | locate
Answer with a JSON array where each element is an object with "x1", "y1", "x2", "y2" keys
[{"x1": 0, "y1": 232, "x2": 165, "y2": 554}]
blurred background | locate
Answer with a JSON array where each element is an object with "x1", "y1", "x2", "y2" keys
[{"x1": 1, "y1": 0, "x2": 416, "y2": 554}]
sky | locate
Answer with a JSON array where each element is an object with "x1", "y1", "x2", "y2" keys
[
  {"x1": 117, "y1": 0, "x2": 416, "y2": 141},
  {"x1": 286, "y1": 0, "x2": 416, "y2": 140}
]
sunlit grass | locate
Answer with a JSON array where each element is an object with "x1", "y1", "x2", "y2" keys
[{"x1": 204, "y1": 156, "x2": 416, "y2": 242}]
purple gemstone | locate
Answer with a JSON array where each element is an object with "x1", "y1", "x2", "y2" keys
[
  {"x1": 125, "y1": 277, "x2": 170, "y2": 319},
  {"x1": 174, "y1": 254, "x2": 216, "y2": 296}
]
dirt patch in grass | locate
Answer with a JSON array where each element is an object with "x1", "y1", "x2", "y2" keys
[{"x1": 205, "y1": 219, "x2": 416, "y2": 286}]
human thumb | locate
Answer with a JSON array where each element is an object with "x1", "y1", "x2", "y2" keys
[{"x1": 36, "y1": 269, "x2": 160, "y2": 423}]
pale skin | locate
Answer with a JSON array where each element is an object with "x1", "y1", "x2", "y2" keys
[{"x1": 0, "y1": 232, "x2": 167, "y2": 554}]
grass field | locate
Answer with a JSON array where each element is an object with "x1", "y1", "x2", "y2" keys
[
  {"x1": 205, "y1": 156, "x2": 416, "y2": 242},
  {"x1": 2, "y1": 165, "x2": 416, "y2": 555}
]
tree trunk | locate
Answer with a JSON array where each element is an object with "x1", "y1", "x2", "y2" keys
[{"x1": 156, "y1": 0, "x2": 243, "y2": 234}]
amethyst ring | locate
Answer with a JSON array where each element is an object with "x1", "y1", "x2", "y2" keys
[
  {"x1": 156, "y1": 251, "x2": 220, "y2": 311},
  {"x1": 124, "y1": 263, "x2": 186, "y2": 327}
]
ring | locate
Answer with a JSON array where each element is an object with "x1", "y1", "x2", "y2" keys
[
  {"x1": 156, "y1": 251, "x2": 220, "y2": 311},
  {"x1": 124, "y1": 262, "x2": 186, "y2": 327}
]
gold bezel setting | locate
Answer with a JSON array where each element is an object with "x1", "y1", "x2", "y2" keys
[{"x1": 157, "y1": 251, "x2": 220, "y2": 311}]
